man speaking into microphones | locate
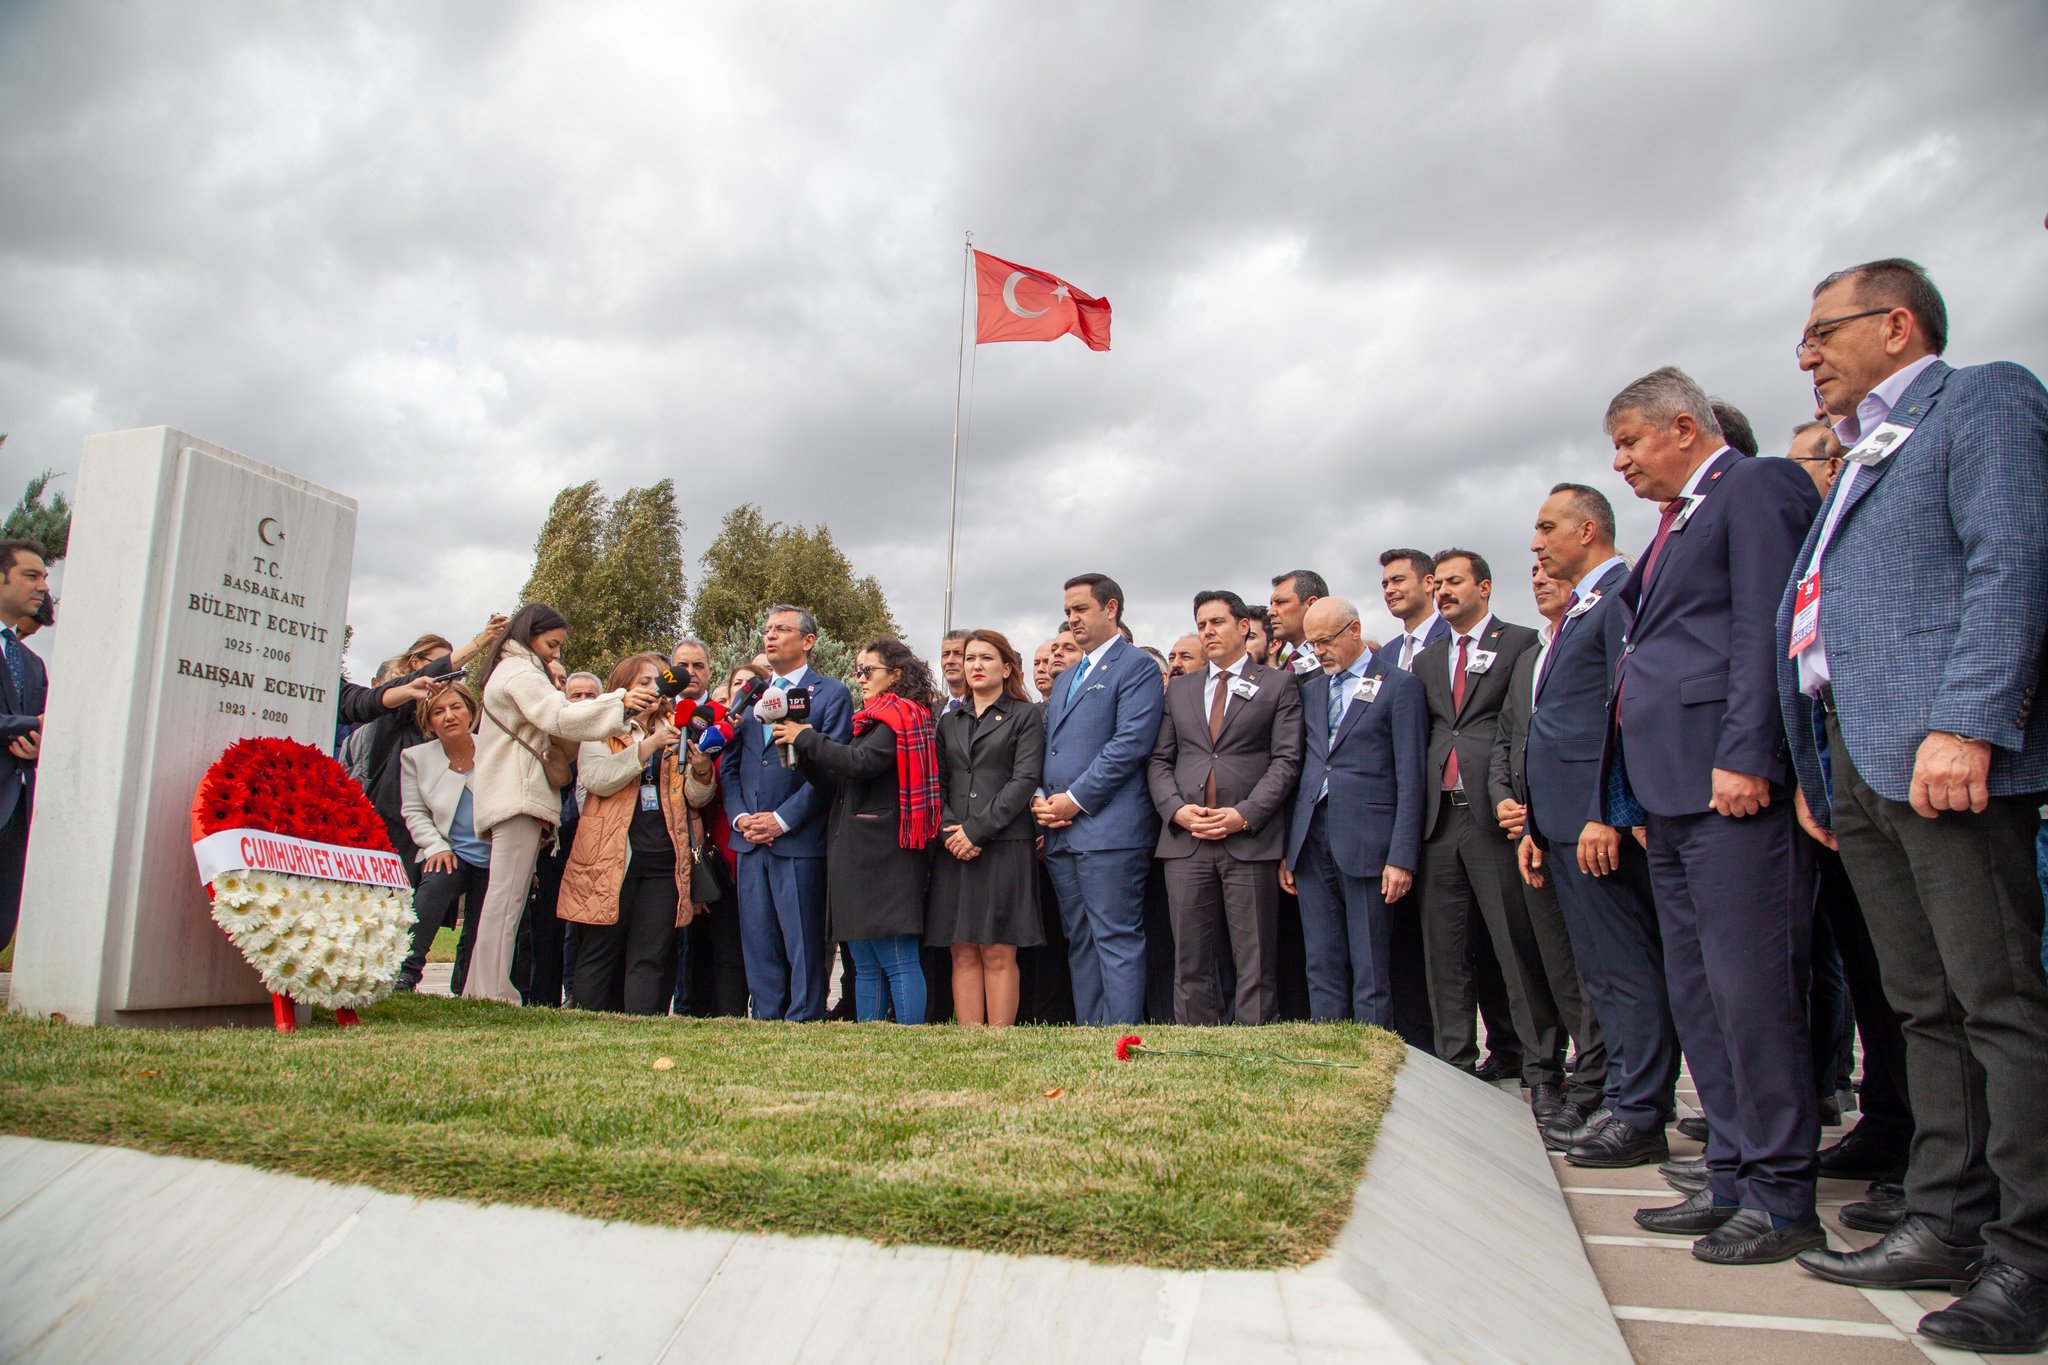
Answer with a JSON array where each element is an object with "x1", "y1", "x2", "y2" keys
[{"x1": 718, "y1": 606, "x2": 852, "y2": 1022}]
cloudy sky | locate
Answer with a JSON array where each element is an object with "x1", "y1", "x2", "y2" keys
[{"x1": 4, "y1": 1, "x2": 2044, "y2": 683}]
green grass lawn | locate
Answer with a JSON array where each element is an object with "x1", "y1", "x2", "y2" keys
[{"x1": 0, "y1": 996, "x2": 1400, "y2": 1269}]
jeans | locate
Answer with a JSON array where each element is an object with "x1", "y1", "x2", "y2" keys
[{"x1": 847, "y1": 934, "x2": 926, "y2": 1024}]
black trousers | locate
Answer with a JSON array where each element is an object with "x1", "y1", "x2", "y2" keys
[
  {"x1": 1519, "y1": 872, "x2": 1606, "y2": 1103},
  {"x1": 573, "y1": 863, "x2": 680, "y2": 1015},
  {"x1": 678, "y1": 884, "x2": 750, "y2": 1016},
  {"x1": 1017, "y1": 857, "x2": 1076, "y2": 1024},
  {"x1": 1418, "y1": 795, "x2": 1565, "y2": 1082},
  {"x1": 518, "y1": 833, "x2": 570, "y2": 1007},
  {"x1": 1815, "y1": 846, "x2": 1913, "y2": 1156},
  {"x1": 1828, "y1": 713, "x2": 2048, "y2": 1276},
  {"x1": 0, "y1": 795, "x2": 28, "y2": 952},
  {"x1": 404, "y1": 858, "x2": 489, "y2": 992}
]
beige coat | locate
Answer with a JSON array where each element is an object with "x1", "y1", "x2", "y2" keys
[
  {"x1": 557, "y1": 728, "x2": 717, "y2": 927},
  {"x1": 472, "y1": 642, "x2": 628, "y2": 836}
]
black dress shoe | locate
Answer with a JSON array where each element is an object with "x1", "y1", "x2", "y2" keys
[
  {"x1": 1542, "y1": 1102, "x2": 1606, "y2": 1151},
  {"x1": 1529, "y1": 1082, "x2": 1565, "y2": 1127},
  {"x1": 1692, "y1": 1209, "x2": 1826, "y2": 1265},
  {"x1": 1636, "y1": 1188, "x2": 1736, "y2": 1236},
  {"x1": 1566, "y1": 1115, "x2": 1670, "y2": 1169},
  {"x1": 1475, "y1": 1052, "x2": 1523, "y2": 1083},
  {"x1": 1840, "y1": 1180, "x2": 1907, "y2": 1234},
  {"x1": 1794, "y1": 1216, "x2": 1983, "y2": 1292},
  {"x1": 1816, "y1": 1125, "x2": 1910, "y2": 1182},
  {"x1": 1659, "y1": 1156, "x2": 1708, "y2": 1195},
  {"x1": 1675, "y1": 1116, "x2": 1710, "y2": 1143},
  {"x1": 1917, "y1": 1262, "x2": 2048, "y2": 1354}
]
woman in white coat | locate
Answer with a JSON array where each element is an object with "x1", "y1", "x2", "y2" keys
[
  {"x1": 397, "y1": 681, "x2": 490, "y2": 992},
  {"x1": 464, "y1": 603, "x2": 657, "y2": 1004}
]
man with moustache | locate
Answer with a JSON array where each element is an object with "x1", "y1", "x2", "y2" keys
[
  {"x1": 1266, "y1": 570, "x2": 1329, "y2": 677},
  {"x1": 1165, "y1": 635, "x2": 1203, "y2": 680},
  {"x1": 1521, "y1": 484, "x2": 1680, "y2": 1163},
  {"x1": 1283, "y1": 596, "x2": 1427, "y2": 1025},
  {"x1": 1490, "y1": 559, "x2": 1607, "y2": 1133},
  {"x1": 936, "y1": 630, "x2": 971, "y2": 718},
  {"x1": 1412, "y1": 551, "x2": 1556, "y2": 1086},
  {"x1": 1605, "y1": 366, "x2": 1821, "y2": 1265},
  {"x1": 1149, "y1": 590, "x2": 1303, "y2": 1024},
  {"x1": 1780, "y1": 260, "x2": 2048, "y2": 1351},
  {"x1": 1035, "y1": 574, "x2": 1165, "y2": 1025}
]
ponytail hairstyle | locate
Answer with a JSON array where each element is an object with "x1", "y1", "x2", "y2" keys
[{"x1": 483, "y1": 602, "x2": 569, "y2": 682}]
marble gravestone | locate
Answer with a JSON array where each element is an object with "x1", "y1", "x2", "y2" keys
[{"x1": 10, "y1": 428, "x2": 356, "y2": 1027}]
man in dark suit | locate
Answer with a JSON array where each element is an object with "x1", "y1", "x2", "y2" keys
[
  {"x1": 1035, "y1": 573, "x2": 1165, "y2": 1025},
  {"x1": 1779, "y1": 261, "x2": 2048, "y2": 1352},
  {"x1": 1488, "y1": 561, "x2": 1605, "y2": 1133},
  {"x1": 0, "y1": 540, "x2": 49, "y2": 952},
  {"x1": 1265, "y1": 569, "x2": 1327, "y2": 678},
  {"x1": 1148, "y1": 590, "x2": 1303, "y2": 1024},
  {"x1": 1522, "y1": 484, "x2": 1681, "y2": 1164},
  {"x1": 1367, "y1": 548, "x2": 1450, "y2": 1051},
  {"x1": 1412, "y1": 550, "x2": 1559, "y2": 1084},
  {"x1": 1283, "y1": 596, "x2": 1427, "y2": 1025},
  {"x1": 720, "y1": 604, "x2": 855, "y2": 1021},
  {"x1": 1604, "y1": 366, "x2": 1823, "y2": 1265}
]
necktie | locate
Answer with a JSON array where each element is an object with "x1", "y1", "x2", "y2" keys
[
  {"x1": 1203, "y1": 669, "x2": 1230, "y2": 804},
  {"x1": 1064, "y1": 659, "x2": 1091, "y2": 706},
  {"x1": 1, "y1": 630, "x2": 24, "y2": 703},
  {"x1": 1319, "y1": 670, "x2": 1348, "y2": 801},
  {"x1": 1444, "y1": 635, "x2": 1471, "y2": 790},
  {"x1": 1398, "y1": 634, "x2": 1415, "y2": 671},
  {"x1": 1638, "y1": 500, "x2": 1685, "y2": 601}
]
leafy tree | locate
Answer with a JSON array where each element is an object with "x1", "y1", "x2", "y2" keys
[
  {"x1": 519, "y1": 479, "x2": 687, "y2": 677},
  {"x1": 705, "y1": 616, "x2": 858, "y2": 694},
  {"x1": 689, "y1": 504, "x2": 898, "y2": 649},
  {"x1": 0, "y1": 442, "x2": 72, "y2": 563}
]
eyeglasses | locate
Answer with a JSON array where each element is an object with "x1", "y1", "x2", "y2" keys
[
  {"x1": 1303, "y1": 624, "x2": 1358, "y2": 650},
  {"x1": 1795, "y1": 308, "x2": 1890, "y2": 359},
  {"x1": 853, "y1": 665, "x2": 890, "y2": 679}
]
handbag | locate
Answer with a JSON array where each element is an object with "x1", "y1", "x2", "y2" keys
[
  {"x1": 689, "y1": 840, "x2": 729, "y2": 904},
  {"x1": 484, "y1": 703, "x2": 575, "y2": 790}
]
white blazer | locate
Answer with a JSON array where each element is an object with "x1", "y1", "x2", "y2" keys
[{"x1": 401, "y1": 741, "x2": 476, "y2": 861}]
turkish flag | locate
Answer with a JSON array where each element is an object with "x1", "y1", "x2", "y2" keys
[{"x1": 973, "y1": 250, "x2": 1111, "y2": 351}]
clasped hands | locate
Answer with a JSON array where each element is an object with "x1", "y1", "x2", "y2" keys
[
  {"x1": 942, "y1": 823, "x2": 981, "y2": 860},
  {"x1": 1172, "y1": 803, "x2": 1247, "y2": 840},
  {"x1": 1032, "y1": 791, "x2": 1081, "y2": 829}
]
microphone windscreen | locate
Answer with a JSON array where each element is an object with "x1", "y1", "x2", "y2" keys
[
  {"x1": 754, "y1": 690, "x2": 789, "y2": 722},
  {"x1": 672, "y1": 697, "x2": 698, "y2": 727},
  {"x1": 697, "y1": 721, "x2": 730, "y2": 754},
  {"x1": 653, "y1": 663, "x2": 689, "y2": 698},
  {"x1": 784, "y1": 686, "x2": 812, "y2": 723}
]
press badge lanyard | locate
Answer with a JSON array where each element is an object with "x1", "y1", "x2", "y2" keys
[{"x1": 1788, "y1": 421, "x2": 1915, "y2": 659}]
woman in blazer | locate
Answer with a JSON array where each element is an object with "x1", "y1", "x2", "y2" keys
[
  {"x1": 772, "y1": 637, "x2": 939, "y2": 1024},
  {"x1": 558, "y1": 651, "x2": 716, "y2": 1014},
  {"x1": 927, "y1": 631, "x2": 1045, "y2": 1026},
  {"x1": 465, "y1": 603, "x2": 656, "y2": 1005},
  {"x1": 397, "y1": 681, "x2": 490, "y2": 993}
]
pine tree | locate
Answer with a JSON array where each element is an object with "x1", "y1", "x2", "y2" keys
[
  {"x1": 689, "y1": 503, "x2": 898, "y2": 649},
  {"x1": 519, "y1": 480, "x2": 687, "y2": 677}
]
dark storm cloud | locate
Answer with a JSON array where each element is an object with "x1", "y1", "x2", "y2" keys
[{"x1": 2, "y1": 0, "x2": 2042, "y2": 674}]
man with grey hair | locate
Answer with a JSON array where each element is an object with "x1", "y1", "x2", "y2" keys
[
  {"x1": 1603, "y1": 365, "x2": 1823, "y2": 1263},
  {"x1": 1784, "y1": 421, "x2": 1846, "y2": 494},
  {"x1": 937, "y1": 629, "x2": 972, "y2": 717},
  {"x1": 719, "y1": 604, "x2": 854, "y2": 1020}
]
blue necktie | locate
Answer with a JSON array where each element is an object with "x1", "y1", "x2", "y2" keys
[
  {"x1": 1319, "y1": 671, "x2": 1349, "y2": 801},
  {"x1": 761, "y1": 676, "x2": 789, "y2": 743},
  {"x1": 1, "y1": 630, "x2": 25, "y2": 703},
  {"x1": 1063, "y1": 659, "x2": 1091, "y2": 706}
]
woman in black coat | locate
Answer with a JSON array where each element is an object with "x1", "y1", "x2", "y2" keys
[
  {"x1": 774, "y1": 637, "x2": 939, "y2": 1023},
  {"x1": 928, "y1": 630, "x2": 1045, "y2": 1026}
]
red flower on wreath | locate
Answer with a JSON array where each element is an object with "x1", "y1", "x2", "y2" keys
[
  {"x1": 1114, "y1": 1034, "x2": 1144, "y2": 1062},
  {"x1": 190, "y1": 737, "x2": 393, "y2": 850}
]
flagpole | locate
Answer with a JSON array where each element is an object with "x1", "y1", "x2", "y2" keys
[{"x1": 942, "y1": 232, "x2": 973, "y2": 637}]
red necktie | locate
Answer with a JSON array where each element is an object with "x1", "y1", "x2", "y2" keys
[
  {"x1": 1443, "y1": 634, "x2": 1471, "y2": 789},
  {"x1": 1638, "y1": 500, "x2": 1684, "y2": 599}
]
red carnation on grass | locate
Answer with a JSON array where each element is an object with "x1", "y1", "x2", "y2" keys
[{"x1": 1114, "y1": 1034, "x2": 1144, "y2": 1062}]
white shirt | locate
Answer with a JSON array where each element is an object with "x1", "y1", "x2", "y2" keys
[
  {"x1": 1392, "y1": 611, "x2": 1442, "y2": 672},
  {"x1": 1797, "y1": 355, "x2": 1940, "y2": 694},
  {"x1": 1202, "y1": 654, "x2": 1248, "y2": 722},
  {"x1": 1327, "y1": 655, "x2": 1373, "y2": 730},
  {"x1": 1533, "y1": 554, "x2": 1625, "y2": 698},
  {"x1": 1444, "y1": 612, "x2": 1495, "y2": 688}
]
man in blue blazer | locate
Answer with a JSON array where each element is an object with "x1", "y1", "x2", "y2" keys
[
  {"x1": 720, "y1": 605, "x2": 853, "y2": 1021},
  {"x1": 1602, "y1": 367, "x2": 1822, "y2": 1265},
  {"x1": 0, "y1": 540, "x2": 50, "y2": 952},
  {"x1": 1282, "y1": 596, "x2": 1426, "y2": 1026},
  {"x1": 1034, "y1": 573, "x2": 1164, "y2": 1025},
  {"x1": 1776, "y1": 260, "x2": 2048, "y2": 1353},
  {"x1": 1520, "y1": 486, "x2": 1680, "y2": 1160}
]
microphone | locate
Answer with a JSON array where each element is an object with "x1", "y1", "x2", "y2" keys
[
  {"x1": 754, "y1": 687, "x2": 789, "y2": 764},
  {"x1": 670, "y1": 697, "x2": 698, "y2": 730},
  {"x1": 728, "y1": 674, "x2": 770, "y2": 719},
  {"x1": 653, "y1": 662, "x2": 692, "y2": 698},
  {"x1": 780, "y1": 687, "x2": 812, "y2": 768},
  {"x1": 694, "y1": 715, "x2": 733, "y2": 755}
]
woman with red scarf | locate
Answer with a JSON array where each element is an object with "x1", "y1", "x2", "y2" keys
[{"x1": 772, "y1": 637, "x2": 940, "y2": 1023}]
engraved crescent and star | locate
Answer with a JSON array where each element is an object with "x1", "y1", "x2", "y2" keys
[
  {"x1": 257, "y1": 517, "x2": 284, "y2": 546},
  {"x1": 1001, "y1": 271, "x2": 1070, "y2": 319}
]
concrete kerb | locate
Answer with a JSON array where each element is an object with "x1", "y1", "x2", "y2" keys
[{"x1": 0, "y1": 1048, "x2": 1626, "y2": 1364}]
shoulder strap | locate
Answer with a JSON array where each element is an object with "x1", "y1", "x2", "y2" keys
[{"x1": 484, "y1": 702, "x2": 553, "y2": 768}]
